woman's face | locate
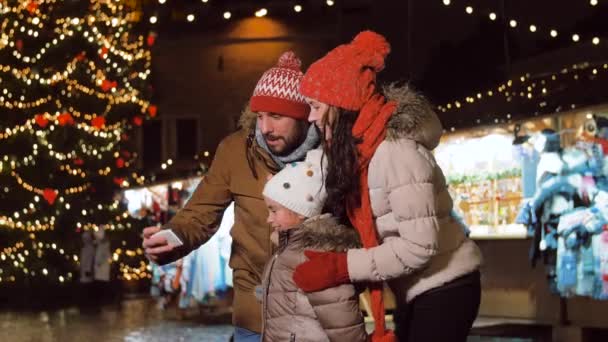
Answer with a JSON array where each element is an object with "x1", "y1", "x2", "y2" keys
[{"x1": 306, "y1": 98, "x2": 334, "y2": 142}]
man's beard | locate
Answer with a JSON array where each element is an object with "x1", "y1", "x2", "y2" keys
[
  {"x1": 264, "y1": 134, "x2": 297, "y2": 156},
  {"x1": 264, "y1": 125, "x2": 308, "y2": 157}
]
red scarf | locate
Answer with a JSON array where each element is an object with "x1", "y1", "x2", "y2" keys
[{"x1": 347, "y1": 93, "x2": 397, "y2": 341}]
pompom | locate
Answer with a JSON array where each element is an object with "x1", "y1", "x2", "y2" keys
[
  {"x1": 351, "y1": 31, "x2": 391, "y2": 72},
  {"x1": 277, "y1": 51, "x2": 302, "y2": 71}
]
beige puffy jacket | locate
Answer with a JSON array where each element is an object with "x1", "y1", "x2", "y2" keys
[
  {"x1": 346, "y1": 84, "x2": 483, "y2": 303},
  {"x1": 261, "y1": 214, "x2": 367, "y2": 342}
]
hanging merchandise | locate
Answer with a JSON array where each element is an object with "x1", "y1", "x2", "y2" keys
[
  {"x1": 516, "y1": 115, "x2": 608, "y2": 300},
  {"x1": 139, "y1": 179, "x2": 234, "y2": 309}
]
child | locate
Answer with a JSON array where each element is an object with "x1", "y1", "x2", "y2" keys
[{"x1": 260, "y1": 150, "x2": 367, "y2": 342}]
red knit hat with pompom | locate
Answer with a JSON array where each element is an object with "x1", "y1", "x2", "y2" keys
[
  {"x1": 250, "y1": 51, "x2": 310, "y2": 120},
  {"x1": 299, "y1": 31, "x2": 391, "y2": 111}
]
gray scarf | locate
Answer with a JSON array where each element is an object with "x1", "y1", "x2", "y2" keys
[{"x1": 255, "y1": 122, "x2": 320, "y2": 168}]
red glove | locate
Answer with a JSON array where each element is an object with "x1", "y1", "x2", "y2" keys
[
  {"x1": 293, "y1": 250, "x2": 350, "y2": 292},
  {"x1": 370, "y1": 330, "x2": 396, "y2": 342}
]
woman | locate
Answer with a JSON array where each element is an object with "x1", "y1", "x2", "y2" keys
[{"x1": 292, "y1": 31, "x2": 483, "y2": 342}]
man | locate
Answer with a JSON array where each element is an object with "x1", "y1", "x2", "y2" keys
[{"x1": 142, "y1": 51, "x2": 318, "y2": 341}]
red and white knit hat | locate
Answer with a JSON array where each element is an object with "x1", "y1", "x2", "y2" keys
[{"x1": 250, "y1": 51, "x2": 310, "y2": 120}]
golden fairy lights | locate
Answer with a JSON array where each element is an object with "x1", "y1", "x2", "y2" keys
[
  {"x1": 1, "y1": 0, "x2": 153, "y2": 284},
  {"x1": 0, "y1": 242, "x2": 149, "y2": 284},
  {"x1": 439, "y1": 61, "x2": 608, "y2": 114},
  {"x1": 440, "y1": 1, "x2": 604, "y2": 45},
  {"x1": 438, "y1": 62, "x2": 608, "y2": 131}
]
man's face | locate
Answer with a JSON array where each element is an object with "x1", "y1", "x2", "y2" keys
[{"x1": 257, "y1": 112, "x2": 308, "y2": 156}]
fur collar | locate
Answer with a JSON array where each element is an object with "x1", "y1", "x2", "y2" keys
[
  {"x1": 383, "y1": 83, "x2": 443, "y2": 150},
  {"x1": 281, "y1": 214, "x2": 361, "y2": 252},
  {"x1": 238, "y1": 103, "x2": 257, "y2": 132}
]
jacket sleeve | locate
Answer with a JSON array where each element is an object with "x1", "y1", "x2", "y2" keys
[
  {"x1": 159, "y1": 137, "x2": 233, "y2": 264},
  {"x1": 304, "y1": 285, "x2": 368, "y2": 342},
  {"x1": 346, "y1": 139, "x2": 440, "y2": 282}
]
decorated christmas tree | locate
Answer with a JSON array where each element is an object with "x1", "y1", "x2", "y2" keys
[{"x1": 0, "y1": 0, "x2": 157, "y2": 287}]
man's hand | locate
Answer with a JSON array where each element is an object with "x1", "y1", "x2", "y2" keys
[{"x1": 142, "y1": 226, "x2": 175, "y2": 263}]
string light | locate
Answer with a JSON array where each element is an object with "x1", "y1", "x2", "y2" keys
[
  {"x1": 294, "y1": 5, "x2": 303, "y2": 13},
  {"x1": 1, "y1": 0, "x2": 152, "y2": 285},
  {"x1": 590, "y1": 0, "x2": 598, "y2": 6},
  {"x1": 440, "y1": 2, "x2": 603, "y2": 48},
  {"x1": 223, "y1": 11, "x2": 231, "y2": 20},
  {"x1": 149, "y1": 16, "x2": 157, "y2": 24},
  {"x1": 255, "y1": 8, "x2": 268, "y2": 17},
  {"x1": 572, "y1": 34, "x2": 580, "y2": 42},
  {"x1": 326, "y1": 0, "x2": 335, "y2": 7},
  {"x1": 593, "y1": 37, "x2": 600, "y2": 45},
  {"x1": 186, "y1": 14, "x2": 195, "y2": 22},
  {"x1": 437, "y1": 64, "x2": 607, "y2": 132}
]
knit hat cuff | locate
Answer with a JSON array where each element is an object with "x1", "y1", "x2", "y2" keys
[
  {"x1": 299, "y1": 85, "x2": 361, "y2": 111},
  {"x1": 262, "y1": 185, "x2": 321, "y2": 218},
  {"x1": 250, "y1": 95, "x2": 311, "y2": 120}
]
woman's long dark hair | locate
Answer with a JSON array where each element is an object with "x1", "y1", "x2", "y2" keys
[{"x1": 322, "y1": 108, "x2": 361, "y2": 224}]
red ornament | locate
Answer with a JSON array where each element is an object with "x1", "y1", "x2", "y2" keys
[
  {"x1": 76, "y1": 51, "x2": 86, "y2": 61},
  {"x1": 100, "y1": 46, "x2": 109, "y2": 57},
  {"x1": 121, "y1": 133, "x2": 129, "y2": 141},
  {"x1": 16, "y1": 39, "x2": 23, "y2": 52},
  {"x1": 57, "y1": 112, "x2": 74, "y2": 126},
  {"x1": 116, "y1": 158, "x2": 125, "y2": 168},
  {"x1": 113, "y1": 177, "x2": 125, "y2": 186},
  {"x1": 35, "y1": 114, "x2": 48, "y2": 128},
  {"x1": 148, "y1": 105, "x2": 158, "y2": 118},
  {"x1": 26, "y1": 2, "x2": 38, "y2": 14},
  {"x1": 132, "y1": 116, "x2": 143, "y2": 126},
  {"x1": 91, "y1": 116, "x2": 105, "y2": 129},
  {"x1": 74, "y1": 158, "x2": 84, "y2": 166},
  {"x1": 121, "y1": 150, "x2": 131, "y2": 158},
  {"x1": 101, "y1": 79, "x2": 117, "y2": 92},
  {"x1": 42, "y1": 188, "x2": 58, "y2": 205},
  {"x1": 147, "y1": 33, "x2": 157, "y2": 47}
]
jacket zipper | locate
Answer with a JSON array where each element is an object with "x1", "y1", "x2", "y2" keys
[{"x1": 261, "y1": 253, "x2": 278, "y2": 341}]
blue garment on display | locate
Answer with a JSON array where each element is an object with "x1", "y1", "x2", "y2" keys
[
  {"x1": 513, "y1": 144, "x2": 540, "y2": 198},
  {"x1": 577, "y1": 242, "x2": 596, "y2": 297},
  {"x1": 557, "y1": 246, "x2": 578, "y2": 296}
]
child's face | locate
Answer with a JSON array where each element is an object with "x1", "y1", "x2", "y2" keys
[{"x1": 264, "y1": 197, "x2": 305, "y2": 232}]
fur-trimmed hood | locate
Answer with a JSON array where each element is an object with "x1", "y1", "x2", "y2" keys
[
  {"x1": 384, "y1": 83, "x2": 443, "y2": 150},
  {"x1": 241, "y1": 84, "x2": 443, "y2": 150},
  {"x1": 278, "y1": 214, "x2": 361, "y2": 252},
  {"x1": 238, "y1": 103, "x2": 257, "y2": 131}
]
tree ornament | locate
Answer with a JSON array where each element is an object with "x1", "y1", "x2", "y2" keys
[
  {"x1": 91, "y1": 116, "x2": 105, "y2": 129},
  {"x1": 147, "y1": 105, "x2": 157, "y2": 118},
  {"x1": 35, "y1": 114, "x2": 48, "y2": 128},
  {"x1": 26, "y1": 2, "x2": 38, "y2": 14},
  {"x1": 57, "y1": 113, "x2": 74, "y2": 126},
  {"x1": 132, "y1": 116, "x2": 143, "y2": 126},
  {"x1": 42, "y1": 188, "x2": 58, "y2": 205},
  {"x1": 147, "y1": 32, "x2": 157, "y2": 47}
]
